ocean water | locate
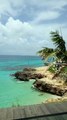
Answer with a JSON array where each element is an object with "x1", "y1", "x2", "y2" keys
[{"x1": 0, "y1": 55, "x2": 58, "y2": 108}]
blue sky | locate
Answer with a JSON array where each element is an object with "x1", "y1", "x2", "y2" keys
[{"x1": 0, "y1": 0, "x2": 67, "y2": 55}]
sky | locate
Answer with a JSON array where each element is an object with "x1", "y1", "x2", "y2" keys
[{"x1": 0, "y1": 0, "x2": 67, "y2": 55}]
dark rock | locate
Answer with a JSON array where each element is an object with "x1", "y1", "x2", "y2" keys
[
  {"x1": 29, "y1": 73, "x2": 44, "y2": 79},
  {"x1": 33, "y1": 80, "x2": 42, "y2": 88},
  {"x1": 14, "y1": 71, "x2": 31, "y2": 81},
  {"x1": 33, "y1": 80, "x2": 67, "y2": 96},
  {"x1": 42, "y1": 83, "x2": 52, "y2": 92},
  {"x1": 13, "y1": 68, "x2": 44, "y2": 82},
  {"x1": 23, "y1": 67, "x2": 36, "y2": 72}
]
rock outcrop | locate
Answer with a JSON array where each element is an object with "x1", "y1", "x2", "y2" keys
[
  {"x1": 13, "y1": 67, "x2": 44, "y2": 81},
  {"x1": 33, "y1": 80, "x2": 67, "y2": 96}
]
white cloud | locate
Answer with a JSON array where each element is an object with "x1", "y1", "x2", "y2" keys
[
  {"x1": 0, "y1": 17, "x2": 67, "y2": 55},
  {"x1": 32, "y1": 11, "x2": 60, "y2": 24},
  {"x1": 0, "y1": 0, "x2": 24, "y2": 17},
  {"x1": 0, "y1": 0, "x2": 67, "y2": 18},
  {"x1": 0, "y1": 0, "x2": 67, "y2": 55},
  {"x1": 23, "y1": 0, "x2": 67, "y2": 10}
]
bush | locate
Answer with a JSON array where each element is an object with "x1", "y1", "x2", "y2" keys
[{"x1": 48, "y1": 65, "x2": 56, "y2": 73}]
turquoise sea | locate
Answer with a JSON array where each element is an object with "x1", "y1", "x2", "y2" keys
[{"x1": 0, "y1": 55, "x2": 58, "y2": 108}]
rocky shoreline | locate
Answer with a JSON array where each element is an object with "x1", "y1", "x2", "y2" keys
[
  {"x1": 33, "y1": 80, "x2": 67, "y2": 96},
  {"x1": 12, "y1": 66, "x2": 67, "y2": 102},
  {"x1": 12, "y1": 67, "x2": 44, "y2": 81}
]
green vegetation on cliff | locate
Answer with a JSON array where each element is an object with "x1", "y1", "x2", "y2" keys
[{"x1": 38, "y1": 30, "x2": 67, "y2": 81}]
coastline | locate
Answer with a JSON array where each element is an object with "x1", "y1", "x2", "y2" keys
[
  {"x1": 12, "y1": 63, "x2": 67, "y2": 105},
  {"x1": 1, "y1": 55, "x2": 61, "y2": 108},
  {"x1": 0, "y1": 63, "x2": 67, "y2": 108},
  {"x1": 33, "y1": 66, "x2": 67, "y2": 103}
]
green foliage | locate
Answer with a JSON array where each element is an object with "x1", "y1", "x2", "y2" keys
[
  {"x1": 48, "y1": 65, "x2": 56, "y2": 73},
  {"x1": 59, "y1": 66, "x2": 67, "y2": 74},
  {"x1": 37, "y1": 47, "x2": 55, "y2": 60},
  {"x1": 48, "y1": 65, "x2": 67, "y2": 81},
  {"x1": 38, "y1": 30, "x2": 67, "y2": 62},
  {"x1": 51, "y1": 31, "x2": 67, "y2": 62},
  {"x1": 51, "y1": 31, "x2": 66, "y2": 52}
]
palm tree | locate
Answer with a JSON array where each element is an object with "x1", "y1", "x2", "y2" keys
[
  {"x1": 37, "y1": 47, "x2": 54, "y2": 60},
  {"x1": 38, "y1": 31, "x2": 67, "y2": 62},
  {"x1": 51, "y1": 31, "x2": 66, "y2": 52},
  {"x1": 51, "y1": 31, "x2": 67, "y2": 62}
]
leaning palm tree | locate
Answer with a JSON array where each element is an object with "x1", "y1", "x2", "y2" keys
[
  {"x1": 51, "y1": 31, "x2": 67, "y2": 62},
  {"x1": 38, "y1": 31, "x2": 67, "y2": 62}
]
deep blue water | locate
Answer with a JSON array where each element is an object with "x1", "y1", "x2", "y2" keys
[{"x1": 0, "y1": 55, "x2": 44, "y2": 71}]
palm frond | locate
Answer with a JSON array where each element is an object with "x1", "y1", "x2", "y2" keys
[
  {"x1": 51, "y1": 31, "x2": 66, "y2": 53},
  {"x1": 37, "y1": 47, "x2": 54, "y2": 60},
  {"x1": 37, "y1": 30, "x2": 67, "y2": 63}
]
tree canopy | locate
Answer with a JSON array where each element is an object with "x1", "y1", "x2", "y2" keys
[{"x1": 38, "y1": 31, "x2": 67, "y2": 62}]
